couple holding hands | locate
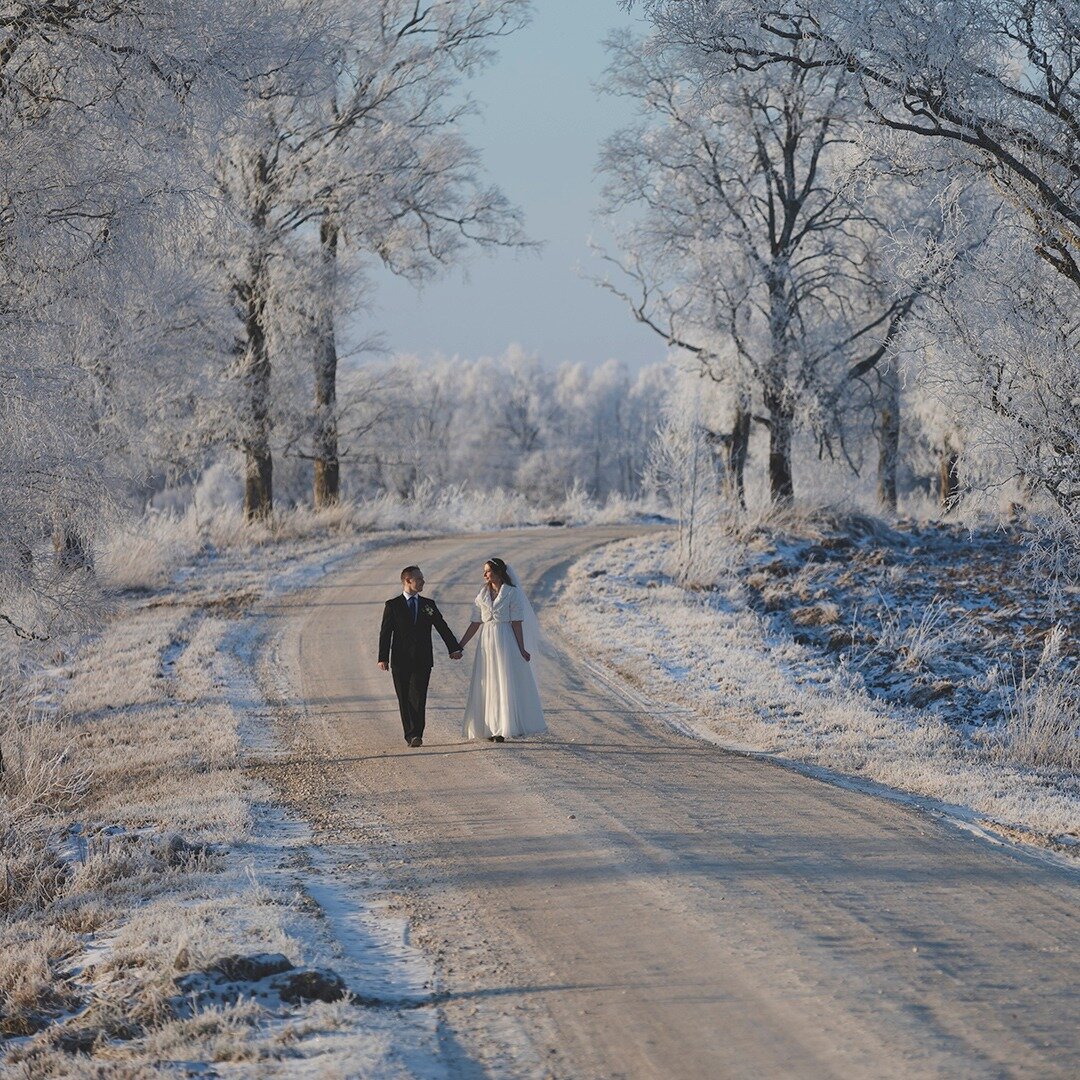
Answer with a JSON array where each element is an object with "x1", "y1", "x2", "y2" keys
[{"x1": 377, "y1": 558, "x2": 547, "y2": 748}]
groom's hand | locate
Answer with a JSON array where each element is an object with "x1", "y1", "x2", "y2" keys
[
  {"x1": 450, "y1": 650, "x2": 463, "y2": 660},
  {"x1": 377, "y1": 661, "x2": 388, "y2": 671}
]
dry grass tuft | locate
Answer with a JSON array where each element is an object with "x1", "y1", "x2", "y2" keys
[
  {"x1": 0, "y1": 607, "x2": 252, "y2": 1059},
  {"x1": 994, "y1": 666, "x2": 1080, "y2": 771},
  {"x1": 0, "y1": 927, "x2": 81, "y2": 1037},
  {"x1": 792, "y1": 603, "x2": 841, "y2": 627}
]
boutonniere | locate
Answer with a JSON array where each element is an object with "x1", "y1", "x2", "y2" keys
[{"x1": 422, "y1": 604, "x2": 436, "y2": 617}]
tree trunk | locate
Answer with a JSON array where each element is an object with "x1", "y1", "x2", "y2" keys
[
  {"x1": 594, "y1": 417, "x2": 602, "y2": 496},
  {"x1": 877, "y1": 363, "x2": 900, "y2": 512},
  {"x1": 728, "y1": 396, "x2": 751, "y2": 509},
  {"x1": 240, "y1": 153, "x2": 273, "y2": 523},
  {"x1": 939, "y1": 446, "x2": 960, "y2": 512},
  {"x1": 53, "y1": 523, "x2": 93, "y2": 571},
  {"x1": 765, "y1": 266, "x2": 796, "y2": 505},
  {"x1": 244, "y1": 428, "x2": 272, "y2": 522},
  {"x1": 241, "y1": 270, "x2": 273, "y2": 522},
  {"x1": 313, "y1": 215, "x2": 340, "y2": 508},
  {"x1": 763, "y1": 387, "x2": 795, "y2": 505}
]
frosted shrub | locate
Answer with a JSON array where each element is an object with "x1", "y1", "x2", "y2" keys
[
  {"x1": 592, "y1": 492, "x2": 634, "y2": 525},
  {"x1": 874, "y1": 595, "x2": 958, "y2": 671},
  {"x1": 670, "y1": 525, "x2": 741, "y2": 590},
  {"x1": 0, "y1": 707, "x2": 90, "y2": 820},
  {"x1": 348, "y1": 491, "x2": 414, "y2": 533},
  {"x1": 192, "y1": 462, "x2": 244, "y2": 517},
  {"x1": 555, "y1": 481, "x2": 594, "y2": 526},
  {"x1": 994, "y1": 665, "x2": 1080, "y2": 771},
  {"x1": 431, "y1": 485, "x2": 538, "y2": 531},
  {"x1": 97, "y1": 512, "x2": 202, "y2": 591},
  {"x1": 352, "y1": 482, "x2": 538, "y2": 533}
]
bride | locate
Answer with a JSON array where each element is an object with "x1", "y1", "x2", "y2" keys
[{"x1": 458, "y1": 557, "x2": 547, "y2": 742}]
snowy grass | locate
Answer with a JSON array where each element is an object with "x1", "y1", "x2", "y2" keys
[
  {"x1": 995, "y1": 665, "x2": 1080, "y2": 772},
  {"x1": 97, "y1": 484, "x2": 660, "y2": 595},
  {"x1": 558, "y1": 522, "x2": 1080, "y2": 845},
  {"x1": 873, "y1": 594, "x2": 958, "y2": 672},
  {"x1": 0, "y1": 594, "x2": 258, "y2": 1055},
  {"x1": 0, "y1": 521, "x2": 439, "y2": 1073},
  {"x1": 96, "y1": 513, "x2": 202, "y2": 591}
]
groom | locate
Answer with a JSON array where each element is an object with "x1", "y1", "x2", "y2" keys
[{"x1": 378, "y1": 566, "x2": 462, "y2": 748}]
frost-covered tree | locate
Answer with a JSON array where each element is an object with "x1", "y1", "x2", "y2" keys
[
  {"x1": 209, "y1": 0, "x2": 530, "y2": 520},
  {"x1": 898, "y1": 191, "x2": 1080, "y2": 546},
  {"x1": 301, "y1": 0, "x2": 530, "y2": 509},
  {"x1": 645, "y1": 369, "x2": 730, "y2": 578},
  {"x1": 0, "y1": 0, "x2": 286, "y2": 637},
  {"x1": 597, "y1": 30, "x2": 931, "y2": 508},
  {"x1": 207, "y1": 2, "x2": 340, "y2": 522},
  {"x1": 333, "y1": 350, "x2": 666, "y2": 504},
  {"x1": 632, "y1": 0, "x2": 1080, "y2": 283},
  {"x1": 632, "y1": 0, "x2": 1080, "y2": 553},
  {"x1": 551, "y1": 359, "x2": 664, "y2": 497}
]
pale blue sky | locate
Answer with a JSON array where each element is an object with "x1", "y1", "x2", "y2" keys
[{"x1": 367, "y1": 1, "x2": 663, "y2": 370}]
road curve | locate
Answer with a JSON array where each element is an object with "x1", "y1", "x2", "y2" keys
[{"x1": 262, "y1": 526, "x2": 1079, "y2": 1080}]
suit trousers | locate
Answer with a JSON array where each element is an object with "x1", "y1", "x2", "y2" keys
[{"x1": 392, "y1": 665, "x2": 431, "y2": 742}]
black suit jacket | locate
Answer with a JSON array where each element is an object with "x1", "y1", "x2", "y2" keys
[{"x1": 379, "y1": 594, "x2": 459, "y2": 671}]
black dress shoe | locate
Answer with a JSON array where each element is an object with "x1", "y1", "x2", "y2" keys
[
  {"x1": 486, "y1": 735, "x2": 496, "y2": 742},
  {"x1": 409, "y1": 736, "x2": 423, "y2": 747},
  {"x1": 493, "y1": 735, "x2": 505, "y2": 743}
]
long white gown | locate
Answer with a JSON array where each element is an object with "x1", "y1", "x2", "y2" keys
[{"x1": 462, "y1": 584, "x2": 547, "y2": 740}]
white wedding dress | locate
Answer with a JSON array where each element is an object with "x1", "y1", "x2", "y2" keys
[{"x1": 462, "y1": 584, "x2": 547, "y2": 740}]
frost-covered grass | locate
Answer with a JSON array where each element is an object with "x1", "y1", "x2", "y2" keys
[
  {"x1": 0, "y1": 518, "x2": 435, "y2": 1074},
  {"x1": 1, "y1": 594, "x2": 268, "y2": 1066},
  {"x1": 96, "y1": 484, "x2": 660, "y2": 594},
  {"x1": 559, "y1": 515, "x2": 1080, "y2": 846},
  {"x1": 994, "y1": 664, "x2": 1080, "y2": 772}
]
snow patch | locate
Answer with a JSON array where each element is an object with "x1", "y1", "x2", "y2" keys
[{"x1": 560, "y1": 529, "x2": 1080, "y2": 851}]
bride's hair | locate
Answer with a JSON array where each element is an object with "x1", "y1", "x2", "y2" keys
[{"x1": 486, "y1": 557, "x2": 513, "y2": 586}]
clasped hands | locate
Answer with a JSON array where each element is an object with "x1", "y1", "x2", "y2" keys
[{"x1": 378, "y1": 645, "x2": 463, "y2": 671}]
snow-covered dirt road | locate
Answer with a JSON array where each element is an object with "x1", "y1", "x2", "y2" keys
[{"x1": 260, "y1": 526, "x2": 1078, "y2": 1079}]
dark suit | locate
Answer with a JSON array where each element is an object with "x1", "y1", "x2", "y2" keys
[{"x1": 379, "y1": 593, "x2": 459, "y2": 743}]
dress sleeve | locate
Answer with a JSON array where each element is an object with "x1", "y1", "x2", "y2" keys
[{"x1": 508, "y1": 587, "x2": 524, "y2": 621}]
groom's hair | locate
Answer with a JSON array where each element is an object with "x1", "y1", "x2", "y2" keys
[{"x1": 401, "y1": 565, "x2": 421, "y2": 581}]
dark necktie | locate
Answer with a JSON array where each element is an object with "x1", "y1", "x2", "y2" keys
[{"x1": 408, "y1": 595, "x2": 418, "y2": 624}]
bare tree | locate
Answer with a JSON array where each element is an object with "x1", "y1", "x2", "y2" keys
[
  {"x1": 302, "y1": 0, "x2": 531, "y2": 508},
  {"x1": 632, "y1": 0, "x2": 1080, "y2": 532},
  {"x1": 597, "y1": 30, "x2": 929, "y2": 507},
  {"x1": 0, "y1": 0, "x2": 283, "y2": 635}
]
